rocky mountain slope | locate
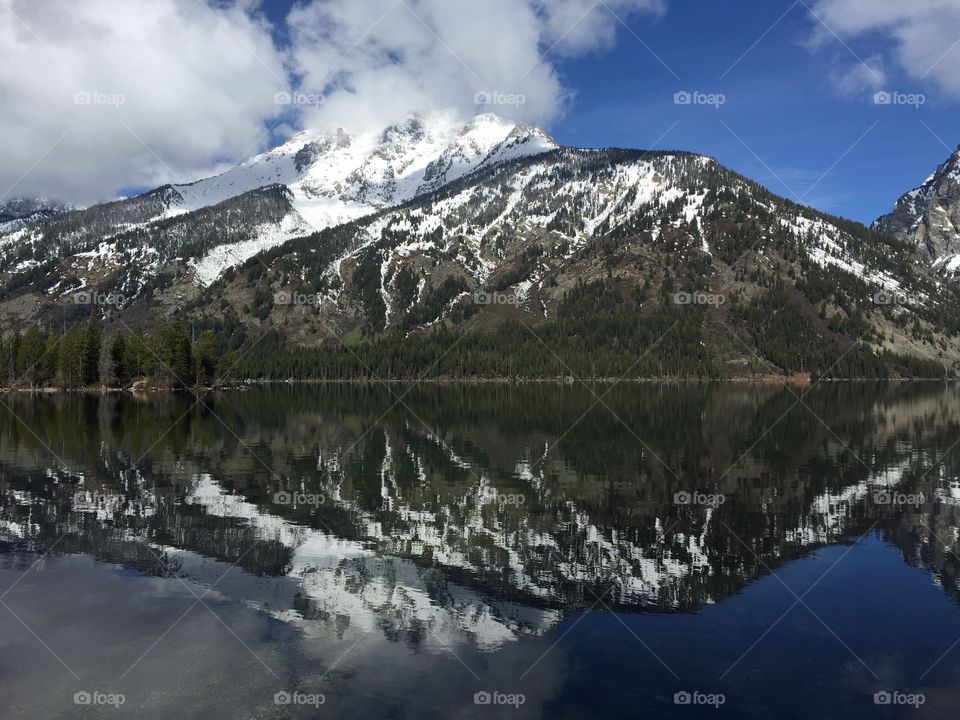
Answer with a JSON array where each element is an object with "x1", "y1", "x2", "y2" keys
[
  {"x1": 2, "y1": 113, "x2": 960, "y2": 378},
  {"x1": 875, "y1": 145, "x2": 960, "y2": 278}
]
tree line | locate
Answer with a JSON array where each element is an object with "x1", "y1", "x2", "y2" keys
[{"x1": 0, "y1": 316, "x2": 223, "y2": 389}]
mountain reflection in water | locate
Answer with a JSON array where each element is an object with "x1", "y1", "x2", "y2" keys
[{"x1": 2, "y1": 383, "x2": 960, "y2": 719}]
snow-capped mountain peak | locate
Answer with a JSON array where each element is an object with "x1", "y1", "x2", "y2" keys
[
  {"x1": 0, "y1": 111, "x2": 559, "y2": 289},
  {"x1": 169, "y1": 111, "x2": 558, "y2": 231}
]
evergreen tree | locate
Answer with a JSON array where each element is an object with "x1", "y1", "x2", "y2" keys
[
  {"x1": 122, "y1": 324, "x2": 148, "y2": 379},
  {"x1": 109, "y1": 332, "x2": 127, "y2": 385},
  {"x1": 39, "y1": 332, "x2": 59, "y2": 385},
  {"x1": 58, "y1": 324, "x2": 85, "y2": 386},
  {"x1": 193, "y1": 331, "x2": 218, "y2": 386},
  {"x1": 15, "y1": 327, "x2": 44, "y2": 386},
  {"x1": 82, "y1": 315, "x2": 102, "y2": 386}
]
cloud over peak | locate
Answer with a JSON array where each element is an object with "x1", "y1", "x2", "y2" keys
[{"x1": 0, "y1": 0, "x2": 663, "y2": 205}]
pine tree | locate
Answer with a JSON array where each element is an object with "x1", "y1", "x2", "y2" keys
[
  {"x1": 82, "y1": 315, "x2": 102, "y2": 386},
  {"x1": 39, "y1": 332, "x2": 59, "y2": 385},
  {"x1": 109, "y1": 332, "x2": 127, "y2": 386},
  {"x1": 193, "y1": 331, "x2": 217, "y2": 386},
  {"x1": 16, "y1": 326, "x2": 44, "y2": 386},
  {"x1": 58, "y1": 324, "x2": 85, "y2": 386}
]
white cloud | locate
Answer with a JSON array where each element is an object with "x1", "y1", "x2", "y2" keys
[
  {"x1": 285, "y1": 0, "x2": 665, "y2": 133},
  {"x1": 0, "y1": 0, "x2": 666, "y2": 205},
  {"x1": 831, "y1": 55, "x2": 887, "y2": 96},
  {"x1": 0, "y1": 0, "x2": 288, "y2": 206},
  {"x1": 809, "y1": 0, "x2": 960, "y2": 97}
]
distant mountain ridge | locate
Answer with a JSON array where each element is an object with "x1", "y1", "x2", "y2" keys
[{"x1": 0, "y1": 196, "x2": 73, "y2": 234}]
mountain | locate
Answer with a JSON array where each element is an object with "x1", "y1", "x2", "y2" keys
[
  {"x1": 0, "y1": 113, "x2": 555, "y2": 297},
  {"x1": 874, "y1": 145, "x2": 960, "y2": 277},
  {"x1": 0, "y1": 196, "x2": 72, "y2": 234},
  {"x1": 217, "y1": 146, "x2": 960, "y2": 379},
  {"x1": 2, "y1": 113, "x2": 960, "y2": 380}
]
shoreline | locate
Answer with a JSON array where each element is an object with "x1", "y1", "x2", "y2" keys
[{"x1": 0, "y1": 375, "x2": 952, "y2": 393}]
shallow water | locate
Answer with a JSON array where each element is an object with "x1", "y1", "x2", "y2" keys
[{"x1": 1, "y1": 383, "x2": 960, "y2": 718}]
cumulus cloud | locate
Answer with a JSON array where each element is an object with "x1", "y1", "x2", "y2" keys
[
  {"x1": 0, "y1": 0, "x2": 288, "y2": 205},
  {"x1": 0, "y1": 0, "x2": 665, "y2": 205},
  {"x1": 809, "y1": 0, "x2": 960, "y2": 97},
  {"x1": 285, "y1": 0, "x2": 664, "y2": 133}
]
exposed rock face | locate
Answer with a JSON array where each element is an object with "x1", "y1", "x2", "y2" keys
[{"x1": 874, "y1": 145, "x2": 960, "y2": 272}]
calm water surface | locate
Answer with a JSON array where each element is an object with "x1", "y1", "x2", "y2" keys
[{"x1": 2, "y1": 384, "x2": 960, "y2": 718}]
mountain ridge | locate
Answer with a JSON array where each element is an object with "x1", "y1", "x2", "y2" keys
[{"x1": 1, "y1": 113, "x2": 959, "y2": 381}]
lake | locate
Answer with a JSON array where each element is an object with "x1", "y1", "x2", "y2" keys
[{"x1": 1, "y1": 383, "x2": 960, "y2": 718}]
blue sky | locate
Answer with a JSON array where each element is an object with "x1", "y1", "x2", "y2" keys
[
  {"x1": 545, "y1": 1, "x2": 959, "y2": 224},
  {"x1": 255, "y1": 0, "x2": 957, "y2": 225}
]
